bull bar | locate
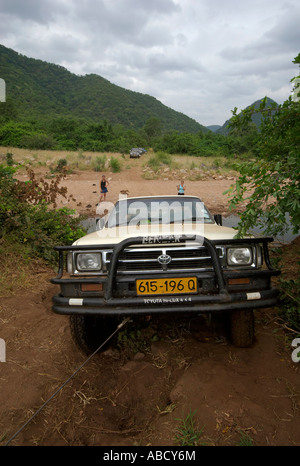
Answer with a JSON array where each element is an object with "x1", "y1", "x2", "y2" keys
[{"x1": 51, "y1": 235, "x2": 280, "y2": 316}]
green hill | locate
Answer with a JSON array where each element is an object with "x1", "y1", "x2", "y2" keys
[
  {"x1": 0, "y1": 44, "x2": 207, "y2": 133},
  {"x1": 206, "y1": 125, "x2": 221, "y2": 132},
  {"x1": 217, "y1": 97, "x2": 278, "y2": 135}
]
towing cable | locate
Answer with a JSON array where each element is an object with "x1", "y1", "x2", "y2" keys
[{"x1": 3, "y1": 317, "x2": 130, "y2": 446}]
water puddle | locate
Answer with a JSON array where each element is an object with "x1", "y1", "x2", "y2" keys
[{"x1": 222, "y1": 215, "x2": 299, "y2": 244}]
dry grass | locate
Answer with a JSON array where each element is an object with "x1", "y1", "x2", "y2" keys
[
  {"x1": 0, "y1": 147, "x2": 127, "y2": 173},
  {"x1": 0, "y1": 240, "x2": 53, "y2": 298},
  {"x1": 0, "y1": 146, "x2": 238, "y2": 178}
]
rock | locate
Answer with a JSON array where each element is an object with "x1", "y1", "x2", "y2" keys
[{"x1": 133, "y1": 352, "x2": 145, "y2": 361}]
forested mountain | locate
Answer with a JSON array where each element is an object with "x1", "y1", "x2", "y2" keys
[
  {"x1": 206, "y1": 125, "x2": 221, "y2": 132},
  {"x1": 216, "y1": 97, "x2": 278, "y2": 135},
  {"x1": 0, "y1": 44, "x2": 207, "y2": 133}
]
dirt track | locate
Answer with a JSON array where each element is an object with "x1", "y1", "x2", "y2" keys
[
  {"x1": 52, "y1": 165, "x2": 237, "y2": 217},
  {"x1": 1, "y1": 161, "x2": 300, "y2": 446}
]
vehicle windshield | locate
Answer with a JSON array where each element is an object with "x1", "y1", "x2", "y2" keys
[{"x1": 107, "y1": 197, "x2": 214, "y2": 228}]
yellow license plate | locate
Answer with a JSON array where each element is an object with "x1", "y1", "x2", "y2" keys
[{"x1": 136, "y1": 277, "x2": 197, "y2": 295}]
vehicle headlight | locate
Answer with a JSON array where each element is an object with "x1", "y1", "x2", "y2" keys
[
  {"x1": 227, "y1": 247, "x2": 252, "y2": 266},
  {"x1": 76, "y1": 253, "x2": 102, "y2": 271}
]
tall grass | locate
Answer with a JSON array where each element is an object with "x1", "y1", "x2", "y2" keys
[
  {"x1": 147, "y1": 151, "x2": 172, "y2": 171},
  {"x1": 93, "y1": 155, "x2": 107, "y2": 172}
]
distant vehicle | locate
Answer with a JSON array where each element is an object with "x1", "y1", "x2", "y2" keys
[{"x1": 130, "y1": 148, "x2": 147, "y2": 158}]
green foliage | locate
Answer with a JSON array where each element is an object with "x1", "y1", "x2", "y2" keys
[
  {"x1": 93, "y1": 155, "x2": 107, "y2": 172},
  {"x1": 226, "y1": 55, "x2": 300, "y2": 331},
  {"x1": 55, "y1": 158, "x2": 68, "y2": 172},
  {"x1": 148, "y1": 151, "x2": 172, "y2": 170},
  {"x1": 218, "y1": 97, "x2": 278, "y2": 136},
  {"x1": 154, "y1": 130, "x2": 234, "y2": 157},
  {"x1": 0, "y1": 121, "x2": 33, "y2": 147},
  {"x1": 236, "y1": 430, "x2": 254, "y2": 446},
  {"x1": 0, "y1": 111, "x2": 255, "y2": 157},
  {"x1": 116, "y1": 319, "x2": 159, "y2": 354},
  {"x1": 6, "y1": 152, "x2": 14, "y2": 166},
  {"x1": 109, "y1": 156, "x2": 121, "y2": 173},
  {"x1": 7, "y1": 204, "x2": 86, "y2": 262},
  {"x1": 143, "y1": 117, "x2": 162, "y2": 140},
  {"x1": 0, "y1": 165, "x2": 17, "y2": 218},
  {"x1": 0, "y1": 41, "x2": 264, "y2": 158},
  {"x1": 117, "y1": 328, "x2": 145, "y2": 354},
  {"x1": 0, "y1": 97, "x2": 18, "y2": 122},
  {"x1": 0, "y1": 165, "x2": 86, "y2": 263},
  {"x1": 0, "y1": 44, "x2": 207, "y2": 134},
  {"x1": 21, "y1": 132, "x2": 55, "y2": 150},
  {"x1": 175, "y1": 410, "x2": 205, "y2": 446},
  {"x1": 226, "y1": 57, "x2": 300, "y2": 238}
]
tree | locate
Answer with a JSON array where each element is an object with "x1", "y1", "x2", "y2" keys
[
  {"x1": 226, "y1": 54, "x2": 300, "y2": 238},
  {"x1": 0, "y1": 97, "x2": 18, "y2": 122},
  {"x1": 143, "y1": 117, "x2": 162, "y2": 142}
]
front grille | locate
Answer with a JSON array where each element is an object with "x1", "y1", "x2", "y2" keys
[{"x1": 105, "y1": 246, "x2": 223, "y2": 273}]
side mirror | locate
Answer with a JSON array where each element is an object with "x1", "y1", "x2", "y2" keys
[
  {"x1": 96, "y1": 217, "x2": 106, "y2": 230},
  {"x1": 214, "y1": 214, "x2": 222, "y2": 226}
]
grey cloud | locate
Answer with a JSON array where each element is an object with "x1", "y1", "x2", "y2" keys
[
  {"x1": 221, "y1": 4, "x2": 300, "y2": 63},
  {"x1": 144, "y1": 53, "x2": 205, "y2": 75},
  {"x1": 0, "y1": 0, "x2": 298, "y2": 126},
  {"x1": 68, "y1": 0, "x2": 180, "y2": 47},
  {"x1": 0, "y1": 0, "x2": 68, "y2": 23},
  {"x1": 264, "y1": 13, "x2": 300, "y2": 52}
]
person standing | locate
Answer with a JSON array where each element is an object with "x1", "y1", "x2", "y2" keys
[
  {"x1": 177, "y1": 180, "x2": 185, "y2": 195},
  {"x1": 100, "y1": 175, "x2": 109, "y2": 202}
]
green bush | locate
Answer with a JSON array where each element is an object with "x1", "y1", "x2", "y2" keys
[
  {"x1": 21, "y1": 132, "x2": 55, "y2": 150},
  {"x1": 6, "y1": 153, "x2": 14, "y2": 166},
  {"x1": 148, "y1": 151, "x2": 172, "y2": 171},
  {"x1": 55, "y1": 158, "x2": 68, "y2": 172},
  {"x1": 0, "y1": 165, "x2": 86, "y2": 263},
  {"x1": 93, "y1": 155, "x2": 107, "y2": 172},
  {"x1": 9, "y1": 204, "x2": 86, "y2": 262},
  {"x1": 110, "y1": 156, "x2": 121, "y2": 173}
]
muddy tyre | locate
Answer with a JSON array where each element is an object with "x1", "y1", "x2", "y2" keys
[
  {"x1": 230, "y1": 309, "x2": 254, "y2": 348},
  {"x1": 69, "y1": 315, "x2": 118, "y2": 355}
]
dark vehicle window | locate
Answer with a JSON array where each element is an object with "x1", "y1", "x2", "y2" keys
[{"x1": 107, "y1": 197, "x2": 213, "y2": 228}]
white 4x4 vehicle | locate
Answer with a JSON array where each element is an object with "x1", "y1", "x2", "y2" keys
[{"x1": 51, "y1": 196, "x2": 280, "y2": 353}]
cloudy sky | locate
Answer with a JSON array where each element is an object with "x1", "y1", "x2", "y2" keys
[{"x1": 0, "y1": 0, "x2": 299, "y2": 126}]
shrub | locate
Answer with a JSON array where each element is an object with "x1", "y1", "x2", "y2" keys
[
  {"x1": 156, "y1": 151, "x2": 172, "y2": 165},
  {"x1": 10, "y1": 204, "x2": 86, "y2": 262},
  {"x1": 110, "y1": 156, "x2": 121, "y2": 173},
  {"x1": 0, "y1": 165, "x2": 86, "y2": 263},
  {"x1": 148, "y1": 151, "x2": 172, "y2": 171},
  {"x1": 55, "y1": 158, "x2": 68, "y2": 172},
  {"x1": 21, "y1": 133, "x2": 55, "y2": 150},
  {"x1": 6, "y1": 153, "x2": 14, "y2": 166},
  {"x1": 93, "y1": 155, "x2": 107, "y2": 172}
]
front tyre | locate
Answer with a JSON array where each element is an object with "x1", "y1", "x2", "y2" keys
[
  {"x1": 230, "y1": 309, "x2": 254, "y2": 348},
  {"x1": 70, "y1": 315, "x2": 118, "y2": 355}
]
